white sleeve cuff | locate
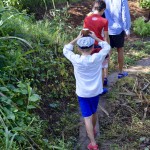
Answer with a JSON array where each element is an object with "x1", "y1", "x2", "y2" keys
[
  {"x1": 125, "y1": 30, "x2": 130, "y2": 35},
  {"x1": 98, "y1": 41, "x2": 107, "y2": 47},
  {"x1": 64, "y1": 43, "x2": 74, "y2": 51}
]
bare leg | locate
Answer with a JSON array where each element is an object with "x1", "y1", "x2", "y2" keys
[
  {"x1": 102, "y1": 69, "x2": 104, "y2": 83},
  {"x1": 117, "y1": 47, "x2": 124, "y2": 73},
  {"x1": 103, "y1": 51, "x2": 111, "y2": 79},
  {"x1": 92, "y1": 113, "x2": 97, "y2": 129},
  {"x1": 103, "y1": 68, "x2": 108, "y2": 78},
  {"x1": 84, "y1": 115, "x2": 96, "y2": 145}
]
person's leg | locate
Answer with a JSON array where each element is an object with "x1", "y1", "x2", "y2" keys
[
  {"x1": 117, "y1": 47, "x2": 128, "y2": 78},
  {"x1": 92, "y1": 112, "x2": 97, "y2": 137},
  {"x1": 117, "y1": 47, "x2": 124, "y2": 73},
  {"x1": 78, "y1": 95, "x2": 99, "y2": 149},
  {"x1": 103, "y1": 68, "x2": 108, "y2": 86},
  {"x1": 102, "y1": 68, "x2": 104, "y2": 83},
  {"x1": 92, "y1": 112, "x2": 97, "y2": 129},
  {"x1": 84, "y1": 115, "x2": 96, "y2": 146},
  {"x1": 103, "y1": 68, "x2": 108, "y2": 78}
]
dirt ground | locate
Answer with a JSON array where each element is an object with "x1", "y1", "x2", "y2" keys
[{"x1": 67, "y1": 0, "x2": 149, "y2": 28}]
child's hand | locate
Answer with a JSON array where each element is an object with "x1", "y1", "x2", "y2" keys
[
  {"x1": 89, "y1": 31, "x2": 97, "y2": 39},
  {"x1": 69, "y1": 31, "x2": 83, "y2": 45},
  {"x1": 77, "y1": 31, "x2": 83, "y2": 40}
]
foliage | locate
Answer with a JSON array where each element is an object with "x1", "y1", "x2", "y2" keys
[
  {"x1": 1, "y1": 0, "x2": 80, "y2": 16},
  {"x1": 0, "y1": 81, "x2": 47, "y2": 149},
  {"x1": 99, "y1": 74, "x2": 150, "y2": 150},
  {"x1": 139, "y1": 0, "x2": 150, "y2": 9},
  {"x1": 0, "y1": 4, "x2": 80, "y2": 149},
  {"x1": 133, "y1": 17, "x2": 150, "y2": 36},
  {"x1": 109, "y1": 39, "x2": 150, "y2": 72},
  {"x1": 1, "y1": 0, "x2": 149, "y2": 149}
]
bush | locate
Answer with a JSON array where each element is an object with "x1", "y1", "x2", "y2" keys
[
  {"x1": 2, "y1": 0, "x2": 80, "y2": 17},
  {"x1": 139, "y1": 0, "x2": 150, "y2": 9},
  {"x1": 0, "y1": 5, "x2": 80, "y2": 149},
  {"x1": 133, "y1": 17, "x2": 150, "y2": 36}
]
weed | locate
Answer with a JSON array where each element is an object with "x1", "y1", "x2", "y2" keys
[{"x1": 133, "y1": 17, "x2": 150, "y2": 36}]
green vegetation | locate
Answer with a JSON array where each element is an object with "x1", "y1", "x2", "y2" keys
[
  {"x1": 0, "y1": 0, "x2": 150, "y2": 149},
  {"x1": 0, "y1": 3, "x2": 80, "y2": 149},
  {"x1": 1, "y1": 0, "x2": 80, "y2": 16},
  {"x1": 133, "y1": 17, "x2": 150, "y2": 36},
  {"x1": 139, "y1": 0, "x2": 150, "y2": 9},
  {"x1": 109, "y1": 40, "x2": 150, "y2": 72},
  {"x1": 99, "y1": 74, "x2": 150, "y2": 150}
]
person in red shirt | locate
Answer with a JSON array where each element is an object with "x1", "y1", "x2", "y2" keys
[
  {"x1": 84, "y1": 0, "x2": 110, "y2": 87},
  {"x1": 84, "y1": 2, "x2": 108, "y2": 44}
]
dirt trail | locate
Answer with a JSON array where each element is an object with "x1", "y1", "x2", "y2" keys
[{"x1": 67, "y1": 0, "x2": 148, "y2": 28}]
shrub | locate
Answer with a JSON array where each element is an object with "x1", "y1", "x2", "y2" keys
[
  {"x1": 133, "y1": 17, "x2": 150, "y2": 36},
  {"x1": 0, "y1": 5, "x2": 80, "y2": 149},
  {"x1": 139, "y1": 0, "x2": 150, "y2": 9}
]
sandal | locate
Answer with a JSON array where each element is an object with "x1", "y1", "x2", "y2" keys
[
  {"x1": 118, "y1": 72, "x2": 128, "y2": 79},
  {"x1": 87, "y1": 143, "x2": 99, "y2": 150}
]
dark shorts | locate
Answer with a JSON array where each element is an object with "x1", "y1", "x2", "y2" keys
[
  {"x1": 109, "y1": 31, "x2": 125, "y2": 48},
  {"x1": 78, "y1": 95, "x2": 100, "y2": 117}
]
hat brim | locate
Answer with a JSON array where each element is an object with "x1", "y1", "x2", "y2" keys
[{"x1": 78, "y1": 44, "x2": 94, "y2": 49}]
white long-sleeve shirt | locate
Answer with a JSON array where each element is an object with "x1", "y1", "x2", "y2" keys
[
  {"x1": 104, "y1": 0, "x2": 131, "y2": 35},
  {"x1": 63, "y1": 41, "x2": 111, "y2": 97}
]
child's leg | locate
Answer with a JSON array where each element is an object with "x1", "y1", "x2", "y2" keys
[
  {"x1": 102, "y1": 69, "x2": 104, "y2": 84},
  {"x1": 92, "y1": 112, "x2": 97, "y2": 128},
  {"x1": 117, "y1": 47, "x2": 124, "y2": 73},
  {"x1": 84, "y1": 115, "x2": 96, "y2": 145},
  {"x1": 103, "y1": 68, "x2": 108, "y2": 78},
  {"x1": 103, "y1": 54, "x2": 109, "y2": 78},
  {"x1": 103, "y1": 58, "x2": 109, "y2": 86}
]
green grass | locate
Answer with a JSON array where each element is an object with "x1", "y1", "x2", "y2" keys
[
  {"x1": 109, "y1": 40, "x2": 150, "y2": 72},
  {"x1": 99, "y1": 74, "x2": 150, "y2": 150}
]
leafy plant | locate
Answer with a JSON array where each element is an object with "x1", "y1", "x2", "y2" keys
[
  {"x1": 0, "y1": 3, "x2": 80, "y2": 149},
  {"x1": 139, "y1": 0, "x2": 150, "y2": 9},
  {"x1": 133, "y1": 17, "x2": 150, "y2": 36}
]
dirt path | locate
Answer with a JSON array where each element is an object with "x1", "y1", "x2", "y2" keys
[{"x1": 67, "y1": 0, "x2": 148, "y2": 28}]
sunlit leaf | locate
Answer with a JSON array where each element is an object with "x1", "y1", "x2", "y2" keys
[
  {"x1": 49, "y1": 103, "x2": 59, "y2": 108},
  {"x1": 7, "y1": 113, "x2": 15, "y2": 121},
  {"x1": 0, "y1": 87, "x2": 9, "y2": 91},
  {"x1": 27, "y1": 105, "x2": 36, "y2": 109},
  {"x1": 29, "y1": 94, "x2": 40, "y2": 102}
]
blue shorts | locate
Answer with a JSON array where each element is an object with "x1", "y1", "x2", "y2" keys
[{"x1": 78, "y1": 95, "x2": 100, "y2": 117}]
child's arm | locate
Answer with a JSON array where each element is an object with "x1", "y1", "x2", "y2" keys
[
  {"x1": 69, "y1": 32, "x2": 82, "y2": 45},
  {"x1": 103, "y1": 31, "x2": 110, "y2": 44},
  {"x1": 63, "y1": 32, "x2": 82, "y2": 62},
  {"x1": 103, "y1": 20, "x2": 110, "y2": 44}
]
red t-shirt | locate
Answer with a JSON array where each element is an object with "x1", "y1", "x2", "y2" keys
[{"x1": 84, "y1": 14, "x2": 108, "y2": 46}]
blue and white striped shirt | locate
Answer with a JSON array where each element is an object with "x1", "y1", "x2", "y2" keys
[{"x1": 104, "y1": 0, "x2": 131, "y2": 35}]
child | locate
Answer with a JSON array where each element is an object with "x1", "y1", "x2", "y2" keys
[
  {"x1": 84, "y1": 0, "x2": 110, "y2": 86},
  {"x1": 63, "y1": 31, "x2": 111, "y2": 150}
]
